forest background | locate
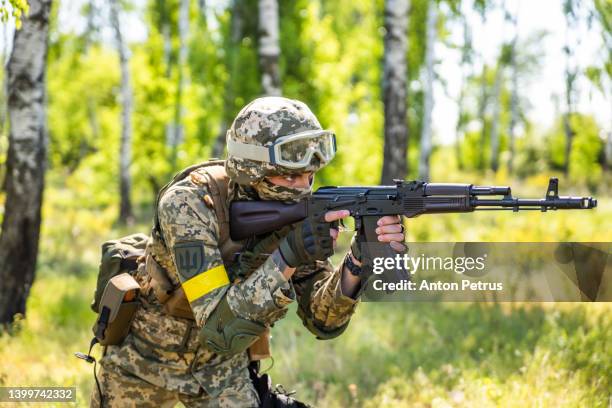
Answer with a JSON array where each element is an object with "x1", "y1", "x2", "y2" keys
[{"x1": 0, "y1": 0, "x2": 610, "y2": 406}]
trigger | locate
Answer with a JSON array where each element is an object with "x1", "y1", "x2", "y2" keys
[{"x1": 338, "y1": 218, "x2": 353, "y2": 232}]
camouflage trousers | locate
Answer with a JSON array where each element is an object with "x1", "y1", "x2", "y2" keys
[
  {"x1": 90, "y1": 361, "x2": 259, "y2": 407},
  {"x1": 90, "y1": 293, "x2": 259, "y2": 408}
]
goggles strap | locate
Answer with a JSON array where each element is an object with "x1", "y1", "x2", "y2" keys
[{"x1": 227, "y1": 138, "x2": 272, "y2": 163}]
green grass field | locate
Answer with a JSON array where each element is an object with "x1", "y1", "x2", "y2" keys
[
  {"x1": 1, "y1": 271, "x2": 610, "y2": 407},
  {"x1": 0, "y1": 169, "x2": 610, "y2": 407}
]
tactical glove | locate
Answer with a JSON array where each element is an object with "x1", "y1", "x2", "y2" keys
[{"x1": 279, "y1": 215, "x2": 333, "y2": 267}]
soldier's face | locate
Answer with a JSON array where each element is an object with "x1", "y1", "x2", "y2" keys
[{"x1": 266, "y1": 172, "x2": 314, "y2": 189}]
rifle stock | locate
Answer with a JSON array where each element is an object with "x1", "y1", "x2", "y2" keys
[{"x1": 230, "y1": 200, "x2": 308, "y2": 241}]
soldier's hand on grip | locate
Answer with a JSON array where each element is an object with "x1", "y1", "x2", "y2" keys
[{"x1": 279, "y1": 210, "x2": 349, "y2": 267}]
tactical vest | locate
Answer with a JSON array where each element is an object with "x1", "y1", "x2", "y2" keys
[{"x1": 145, "y1": 160, "x2": 271, "y2": 360}]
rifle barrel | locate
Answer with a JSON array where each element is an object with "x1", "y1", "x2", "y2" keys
[{"x1": 471, "y1": 197, "x2": 597, "y2": 209}]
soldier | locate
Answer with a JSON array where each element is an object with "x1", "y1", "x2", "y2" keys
[{"x1": 92, "y1": 97, "x2": 405, "y2": 407}]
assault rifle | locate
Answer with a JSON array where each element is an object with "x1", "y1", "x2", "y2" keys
[
  {"x1": 231, "y1": 177, "x2": 596, "y2": 240},
  {"x1": 230, "y1": 177, "x2": 597, "y2": 273}
]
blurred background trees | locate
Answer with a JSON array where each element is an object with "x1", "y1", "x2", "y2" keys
[
  {"x1": 0, "y1": 0, "x2": 610, "y2": 318},
  {"x1": 17, "y1": 0, "x2": 605, "y2": 198}
]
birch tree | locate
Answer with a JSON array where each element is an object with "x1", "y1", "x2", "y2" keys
[
  {"x1": 212, "y1": 0, "x2": 243, "y2": 158},
  {"x1": 0, "y1": 0, "x2": 52, "y2": 324},
  {"x1": 489, "y1": 1, "x2": 508, "y2": 173},
  {"x1": 168, "y1": 0, "x2": 190, "y2": 171},
  {"x1": 507, "y1": 8, "x2": 519, "y2": 174},
  {"x1": 562, "y1": 0, "x2": 580, "y2": 176},
  {"x1": 477, "y1": 66, "x2": 489, "y2": 170},
  {"x1": 381, "y1": 0, "x2": 409, "y2": 184},
  {"x1": 489, "y1": 62, "x2": 503, "y2": 172},
  {"x1": 455, "y1": 13, "x2": 472, "y2": 171},
  {"x1": 418, "y1": 0, "x2": 437, "y2": 181},
  {"x1": 109, "y1": 0, "x2": 134, "y2": 224},
  {"x1": 258, "y1": 0, "x2": 281, "y2": 96}
]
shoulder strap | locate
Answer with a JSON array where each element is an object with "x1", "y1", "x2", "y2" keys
[
  {"x1": 198, "y1": 164, "x2": 245, "y2": 262},
  {"x1": 153, "y1": 160, "x2": 244, "y2": 263},
  {"x1": 153, "y1": 160, "x2": 225, "y2": 245}
]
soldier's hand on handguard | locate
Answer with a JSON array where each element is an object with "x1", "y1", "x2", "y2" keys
[
  {"x1": 349, "y1": 214, "x2": 406, "y2": 267},
  {"x1": 375, "y1": 215, "x2": 406, "y2": 252},
  {"x1": 279, "y1": 210, "x2": 350, "y2": 267}
]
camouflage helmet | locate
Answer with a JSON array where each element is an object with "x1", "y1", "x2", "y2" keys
[{"x1": 225, "y1": 97, "x2": 332, "y2": 185}]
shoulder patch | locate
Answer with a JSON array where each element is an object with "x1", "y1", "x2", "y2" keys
[
  {"x1": 174, "y1": 241, "x2": 206, "y2": 280},
  {"x1": 190, "y1": 171, "x2": 209, "y2": 186}
]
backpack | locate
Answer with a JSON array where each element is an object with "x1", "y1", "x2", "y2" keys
[{"x1": 90, "y1": 232, "x2": 149, "y2": 313}]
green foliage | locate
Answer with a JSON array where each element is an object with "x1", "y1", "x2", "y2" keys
[
  {"x1": 295, "y1": 0, "x2": 384, "y2": 186},
  {"x1": 38, "y1": 0, "x2": 607, "y2": 201},
  {"x1": 546, "y1": 113, "x2": 603, "y2": 189},
  {"x1": 48, "y1": 42, "x2": 119, "y2": 173},
  {"x1": 0, "y1": 0, "x2": 28, "y2": 28},
  {"x1": 279, "y1": 0, "x2": 319, "y2": 112}
]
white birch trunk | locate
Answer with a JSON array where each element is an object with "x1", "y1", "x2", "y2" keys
[
  {"x1": 605, "y1": 131, "x2": 612, "y2": 171},
  {"x1": 213, "y1": 0, "x2": 242, "y2": 158},
  {"x1": 455, "y1": 15, "x2": 472, "y2": 171},
  {"x1": 477, "y1": 66, "x2": 489, "y2": 170},
  {"x1": 258, "y1": 0, "x2": 281, "y2": 96},
  {"x1": 109, "y1": 0, "x2": 134, "y2": 224},
  {"x1": 0, "y1": 0, "x2": 52, "y2": 323},
  {"x1": 172, "y1": 0, "x2": 190, "y2": 160},
  {"x1": 563, "y1": 0, "x2": 578, "y2": 176},
  {"x1": 507, "y1": 17, "x2": 519, "y2": 174},
  {"x1": 380, "y1": 0, "x2": 409, "y2": 184},
  {"x1": 418, "y1": 0, "x2": 437, "y2": 182},
  {"x1": 489, "y1": 63, "x2": 503, "y2": 172}
]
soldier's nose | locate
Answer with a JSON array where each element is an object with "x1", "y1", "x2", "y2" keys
[
  {"x1": 309, "y1": 155, "x2": 321, "y2": 169},
  {"x1": 296, "y1": 175, "x2": 311, "y2": 188}
]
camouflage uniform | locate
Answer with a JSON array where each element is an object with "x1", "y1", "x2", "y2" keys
[{"x1": 93, "y1": 97, "x2": 360, "y2": 407}]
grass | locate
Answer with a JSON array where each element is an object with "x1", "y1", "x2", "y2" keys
[{"x1": 1, "y1": 272, "x2": 610, "y2": 407}]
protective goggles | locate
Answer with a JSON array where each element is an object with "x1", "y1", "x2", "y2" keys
[{"x1": 227, "y1": 129, "x2": 336, "y2": 169}]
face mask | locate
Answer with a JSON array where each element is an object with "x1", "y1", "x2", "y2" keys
[{"x1": 254, "y1": 177, "x2": 313, "y2": 202}]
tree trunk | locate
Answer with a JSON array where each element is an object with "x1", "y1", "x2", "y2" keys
[
  {"x1": 489, "y1": 63, "x2": 503, "y2": 172},
  {"x1": 477, "y1": 66, "x2": 489, "y2": 170},
  {"x1": 605, "y1": 131, "x2": 612, "y2": 171},
  {"x1": 455, "y1": 17, "x2": 472, "y2": 171},
  {"x1": 110, "y1": 0, "x2": 134, "y2": 225},
  {"x1": 507, "y1": 19, "x2": 519, "y2": 174},
  {"x1": 0, "y1": 0, "x2": 52, "y2": 325},
  {"x1": 562, "y1": 68, "x2": 575, "y2": 176},
  {"x1": 162, "y1": 24, "x2": 172, "y2": 77},
  {"x1": 169, "y1": 0, "x2": 190, "y2": 171},
  {"x1": 0, "y1": 23, "x2": 11, "y2": 138},
  {"x1": 418, "y1": 0, "x2": 437, "y2": 182},
  {"x1": 562, "y1": 0, "x2": 577, "y2": 176},
  {"x1": 258, "y1": 0, "x2": 281, "y2": 96},
  {"x1": 84, "y1": 0, "x2": 98, "y2": 48},
  {"x1": 162, "y1": 20, "x2": 173, "y2": 166},
  {"x1": 212, "y1": 0, "x2": 243, "y2": 158},
  {"x1": 380, "y1": 0, "x2": 409, "y2": 184}
]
